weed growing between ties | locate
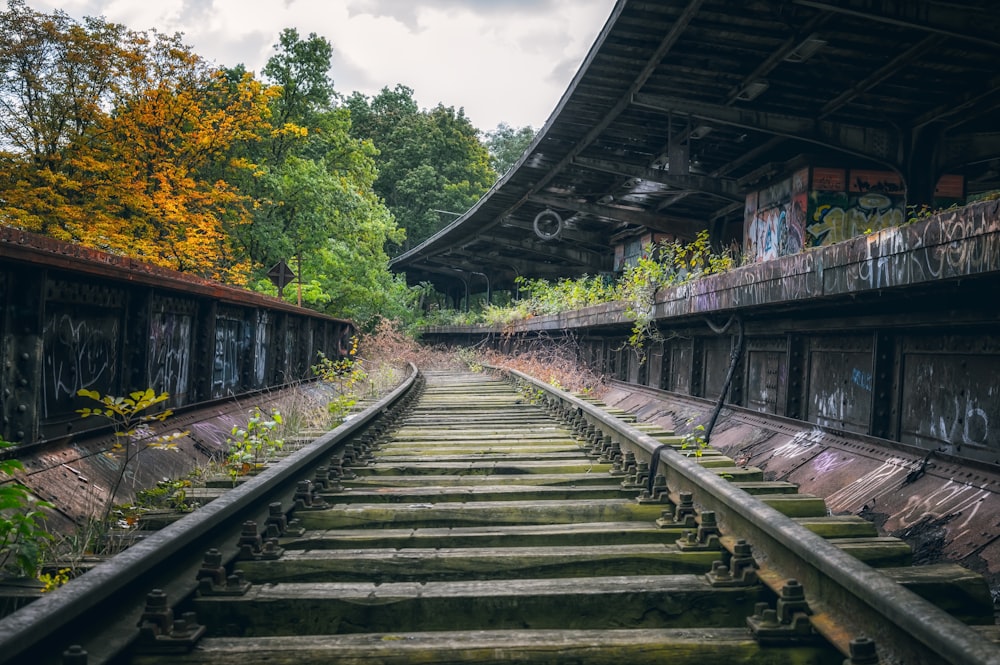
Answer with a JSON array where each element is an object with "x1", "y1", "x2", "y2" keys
[{"x1": 225, "y1": 407, "x2": 285, "y2": 484}]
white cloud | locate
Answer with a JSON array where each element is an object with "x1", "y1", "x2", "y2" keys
[{"x1": 4, "y1": 0, "x2": 617, "y2": 130}]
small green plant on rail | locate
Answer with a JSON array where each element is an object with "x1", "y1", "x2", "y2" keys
[
  {"x1": 226, "y1": 407, "x2": 284, "y2": 484},
  {"x1": 680, "y1": 422, "x2": 708, "y2": 458},
  {"x1": 0, "y1": 438, "x2": 54, "y2": 581},
  {"x1": 76, "y1": 388, "x2": 187, "y2": 532},
  {"x1": 515, "y1": 382, "x2": 545, "y2": 404}
]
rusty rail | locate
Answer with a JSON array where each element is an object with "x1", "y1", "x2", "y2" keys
[
  {"x1": 0, "y1": 364, "x2": 419, "y2": 665},
  {"x1": 503, "y1": 366, "x2": 1000, "y2": 665}
]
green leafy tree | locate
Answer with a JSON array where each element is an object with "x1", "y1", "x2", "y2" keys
[
  {"x1": 228, "y1": 30, "x2": 406, "y2": 322},
  {"x1": 484, "y1": 122, "x2": 536, "y2": 176},
  {"x1": 345, "y1": 85, "x2": 495, "y2": 250}
]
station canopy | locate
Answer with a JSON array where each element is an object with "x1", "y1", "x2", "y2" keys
[{"x1": 390, "y1": 0, "x2": 1000, "y2": 293}]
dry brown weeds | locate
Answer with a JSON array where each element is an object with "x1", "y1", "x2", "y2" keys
[
  {"x1": 479, "y1": 342, "x2": 609, "y2": 397},
  {"x1": 357, "y1": 319, "x2": 461, "y2": 371},
  {"x1": 358, "y1": 321, "x2": 608, "y2": 395}
]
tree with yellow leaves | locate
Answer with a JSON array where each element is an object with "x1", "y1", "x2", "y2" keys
[{"x1": 0, "y1": 4, "x2": 274, "y2": 283}]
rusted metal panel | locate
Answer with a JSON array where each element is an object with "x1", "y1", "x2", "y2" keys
[
  {"x1": 149, "y1": 295, "x2": 196, "y2": 406},
  {"x1": 701, "y1": 336, "x2": 732, "y2": 400},
  {"x1": 646, "y1": 341, "x2": 663, "y2": 389},
  {"x1": 738, "y1": 423, "x2": 832, "y2": 482},
  {"x1": 40, "y1": 278, "x2": 126, "y2": 440},
  {"x1": 212, "y1": 306, "x2": 251, "y2": 399},
  {"x1": 611, "y1": 346, "x2": 626, "y2": 381},
  {"x1": 283, "y1": 315, "x2": 301, "y2": 383},
  {"x1": 121, "y1": 287, "x2": 152, "y2": 400},
  {"x1": 744, "y1": 336, "x2": 788, "y2": 415},
  {"x1": 4, "y1": 268, "x2": 45, "y2": 444},
  {"x1": 657, "y1": 341, "x2": 671, "y2": 390},
  {"x1": 634, "y1": 352, "x2": 647, "y2": 385},
  {"x1": 594, "y1": 339, "x2": 609, "y2": 375},
  {"x1": 746, "y1": 348, "x2": 786, "y2": 415},
  {"x1": 690, "y1": 337, "x2": 704, "y2": 398},
  {"x1": 869, "y1": 331, "x2": 897, "y2": 440},
  {"x1": 899, "y1": 334, "x2": 1000, "y2": 458},
  {"x1": 251, "y1": 309, "x2": 273, "y2": 389},
  {"x1": 668, "y1": 338, "x2": 692, "y2": 394},
  {"x1": 785, "y1": 334, "x2": 806, "y2": 420},
  {"x1": 806, "y1": 335, "x2": 873, "y2": 434}
]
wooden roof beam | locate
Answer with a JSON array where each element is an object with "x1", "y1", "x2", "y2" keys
[
  {"x1": 528, "y1": 192, "x2": 705, "y2": 238},
  {"x1": 475, "y1": 233, "x2": 609, "y2": 269},
  {"x1": 572, "y1": 155, "x2": 743, "y2": 202},
  {"x1": 632, "y1": 92, "x2": 899, "y2": 166},
  {"x1": 792, "y1": 0, "x2": 1000, "y2": 49}
]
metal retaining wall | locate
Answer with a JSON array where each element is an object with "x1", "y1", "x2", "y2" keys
[{"x1": 0, "y1": 226, "x2": 354, "y2": 450}]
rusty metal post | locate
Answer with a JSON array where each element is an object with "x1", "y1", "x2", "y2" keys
[
  {"x1": 869, "y1": 331, "x2": 897, "y2": 440},
  {"x1": 4, "y1": 267, "x2": 43, "y2": 445}
]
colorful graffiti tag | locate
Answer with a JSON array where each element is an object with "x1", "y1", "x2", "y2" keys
[
  {"x1": 744, "y1": 168, "x2": 807, "y2": 261},
  {"x1": 744, "y1": 167, "x2": 917, "y2": 261}
]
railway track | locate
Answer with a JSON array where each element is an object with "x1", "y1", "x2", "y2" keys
[{"x1": 0, "y1": 367, "x2": 997, "y2": 664}]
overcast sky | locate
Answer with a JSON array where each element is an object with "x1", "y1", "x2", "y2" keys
[{"x1": 11, "y1": 0, "x2": 618, "y2": 132}]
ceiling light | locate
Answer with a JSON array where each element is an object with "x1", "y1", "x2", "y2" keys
[
  {"x1": 736, "y1": 80, "x2": 769, "y2": 101},
  {"x1": 784, "y1": 35, "x2": 826, "y2": 63}
]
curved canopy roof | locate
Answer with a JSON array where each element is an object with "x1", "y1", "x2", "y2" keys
[{"x1": 390, "y1": 0, "x2": 1000, "y2": 292}]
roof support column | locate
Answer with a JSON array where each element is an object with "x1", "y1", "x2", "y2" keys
[{"x1": 903, "y1": 122, "x2": 946, "y2": 209}]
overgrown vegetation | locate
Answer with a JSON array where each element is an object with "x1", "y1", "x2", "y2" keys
[
  {"x1": 456, "y1": 335, "x2": 608, "y2": 398},
  {"x1": 418, "y1": 230, "x2": 738, "y2": 360},
  {"x1": 0, "y1": 440, "x2": 53, "y2": 580}
]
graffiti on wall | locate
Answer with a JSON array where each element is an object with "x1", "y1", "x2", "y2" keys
[
  {"x1": 42, "y1": 309, "x2": 119, "y2": 417},
  {"x1": 149, "y1": 311, "x2": 192, "y2": 405},
  {"x1": 807, "y1": 350, "x2": 873, "y2": 434},
  {"x1": 901, "y1": 352, "x2": 997, "y2": 453},
  {"x1": 826, "y1": 456, "x2": 914, "y2": 510},
  {"x1": 746, "y1": 350, "x2": 786, "y2": 414},
  {"x1": 253, "y1": 310, "x2": 271, "y2": 387},
  {"x1": 743, "y1": 167, "x2": 929, "y2": 259},
  {"x1": 807, "y1": 169, "x2": 906, "y2": 247},
  {"x1": 213, "y1": 315, "x2": 247, "y2": 397},
  {"x1": 744, "y1": 168, "x2": 807, "y2": 261}
]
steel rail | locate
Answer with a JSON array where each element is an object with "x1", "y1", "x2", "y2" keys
[
  {"x1": 0, "y1": 364, "x2": 420, "y2": 665},
  {"x1": 503, "y1": 366, "x2": 1000, "y2": 665}
]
